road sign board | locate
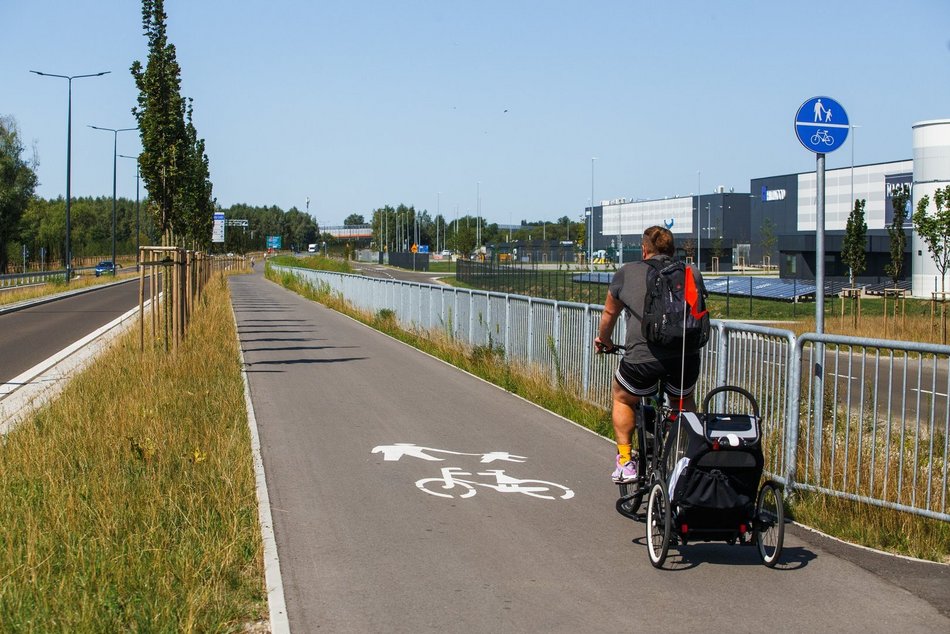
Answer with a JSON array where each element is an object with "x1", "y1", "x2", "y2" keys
[
  {"x1": 795, "y1": 96, "x2": 849, "y2": 153},
  {"x1": 212, "y1": 212, "x2": 225, "y2": 243},
  {"x1": 266, "y1": 236, "x2": 282, "y2": 249}
]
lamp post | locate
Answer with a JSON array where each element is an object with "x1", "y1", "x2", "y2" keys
[
  {"x1": 476, "y1": 181, "x2": 481, "y2": 254},
  {"x1": 117, "y1": 154, "x2": 140, "y2": 268},
  {"x1": 590, "y1": 157, "x2": 597, "y2": 269},
  {"x1": 30, "y1": 69, "x2": 110, "y2": 283},
  {"x1": 696, "y1": 170, "x2": 702, "y2": 271},
  {"x1": 117, "y1": 154, "x2": 142, "y2": 266},
  {"x1": 90, "y1": 125, "x2": 137, "y2": 274}
]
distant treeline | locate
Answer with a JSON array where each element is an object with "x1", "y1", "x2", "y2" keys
[{"x1": 4, "y1": 199, "x2": 324, "y2": 272}]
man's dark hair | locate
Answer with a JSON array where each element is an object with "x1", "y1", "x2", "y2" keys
[{"x1": 643, "y1": 226, "x2": 675, "y2": 257}]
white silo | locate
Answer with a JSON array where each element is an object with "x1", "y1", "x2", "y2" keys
[{"x1": 911, "y1": 119, "x2": 950, "y2": 297}]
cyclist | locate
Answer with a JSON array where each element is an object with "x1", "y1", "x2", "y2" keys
[{"x1": 594, "y1": 226, "x2": 702, "y2": 483}]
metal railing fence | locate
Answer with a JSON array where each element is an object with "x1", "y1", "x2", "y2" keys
[
  {"x1": 275, "y1": 265, "x2": 949, "y2": 521},
  {"x1": 0, "y1": 268, "x2": 76, "y2": 288}
]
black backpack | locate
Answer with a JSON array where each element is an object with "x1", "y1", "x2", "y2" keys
[{"x1": 641, "y1": 259, "x2": 710, "y2": 350}]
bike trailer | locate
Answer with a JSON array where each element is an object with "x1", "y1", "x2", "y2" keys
[{"x1": 664, "y1": 387, "x2": 763, "y2": 539}]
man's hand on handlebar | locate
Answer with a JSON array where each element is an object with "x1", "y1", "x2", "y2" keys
[{"x1": 594, "y1": 337, "x2": 622, "y2": 355}]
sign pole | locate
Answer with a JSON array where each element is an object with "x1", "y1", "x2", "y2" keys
[
  {"x1": 795, "y1": 95, "x2": 848, "y2": 485},
  {"x1": 815, "y1": 152, "x2": 825, "y2": 335},
  {"x1": 813, "y1": 152, "x2": 825, "y2": 480}
]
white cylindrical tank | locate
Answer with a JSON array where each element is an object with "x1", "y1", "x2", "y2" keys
[{"x1": 911, "y1": 119, "x2": 950, "y2": 297}]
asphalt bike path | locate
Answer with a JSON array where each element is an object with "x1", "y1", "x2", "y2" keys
[{"x1": 231, "y1": 271, "x2": 948, "y2": 633}]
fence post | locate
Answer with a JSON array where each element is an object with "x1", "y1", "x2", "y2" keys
[
  {"x1": 527, "y1": 297, "x2": 534, "y2": 364},
  {"x1": 582, "y1": 304, "x2": 591, "y2": 396},
  {"x1": 504, "y1": 295, "x2": 511, "y2": 356},
  {"x1": 553, "y1": 301, "x2": 561, "y2": 381},
  {"x1": 785, "y1": 336, "x2": 804, "y2": 491},
  {"x1": 468, "y1": 289, "x2": 474, "y2": 346},
  {"x1": 716, "y1": 322, "x2": 729, "y2": 388}
]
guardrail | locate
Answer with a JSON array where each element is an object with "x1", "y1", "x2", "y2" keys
[
  {"x1": 0, "y1": 269, "x2": 68, "y2": 288},
  {"x1": 0, "y1": 266, "x2": 109, "y2": 289},
  {"x1": 273, "y1": 264, "x2": 949, "y2": 522}
]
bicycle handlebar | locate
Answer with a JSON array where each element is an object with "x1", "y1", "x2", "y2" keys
[{"x1": 595, "y1": 342, "x2": 627, "y2": 355}]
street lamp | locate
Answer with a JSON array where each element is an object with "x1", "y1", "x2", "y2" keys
[
  {"x1": 590, "y1": 157, "x2": 598, "y2": 270},
  {"x1": 118, "y1": 154, "x2": 140, "y2": 267},
  {"x1": 696, "y1": 170, "x2": 702, "y2": 271},
  {"x1": 30, "y1": 69, "x2": 110, "y2": 283},
  {"x1": 90, "y1": 125, "x2": 137, "y2": 274}
]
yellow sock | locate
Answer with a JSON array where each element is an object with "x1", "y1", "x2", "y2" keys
[{"x1": 617, "y1": 444, "x2": 632, "y2": 464}]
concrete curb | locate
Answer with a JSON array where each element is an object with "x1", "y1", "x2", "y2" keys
[{"x1": 233, "y1": 303, "x2": 291, "y2": 634}]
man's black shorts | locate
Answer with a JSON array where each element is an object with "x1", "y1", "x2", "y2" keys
[{"x1": 614, "y1": 354, "x2": 701, "y2": 398}]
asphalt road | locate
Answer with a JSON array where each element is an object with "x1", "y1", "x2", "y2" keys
[
  {"x1": 0, "y1": 278, "x2": 146, "y2": 383},
  {"x1": 233, "y1": 270, "x2": 949, "y2": 633}
]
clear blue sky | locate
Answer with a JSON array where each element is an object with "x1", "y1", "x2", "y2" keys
[{"x1": 3, "y1": 0, "x2": 949, "y2": 227}]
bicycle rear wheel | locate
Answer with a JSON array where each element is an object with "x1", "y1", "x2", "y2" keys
[
  {"x1": 646, "y1": 481, "x2": 671, "y2": 568},
  {"x1": 754, "y1": 481, "x2": 784, "y2": 567}
]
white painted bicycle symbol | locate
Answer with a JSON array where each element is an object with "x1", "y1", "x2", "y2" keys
[
  {"x1": 810, "y1": 129, "x2": 834, "y2": 146},
  {"x1": 416, "y1": 467, "x2": 575, "y2": 500},
  {"x1": 372, "y1": 443, "x2": 575, "y2": 501}
]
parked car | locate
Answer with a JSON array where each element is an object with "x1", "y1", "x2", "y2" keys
[
  {"x1": 440, "y1": 250, "x2": 452, "y2": 257},
  {"x1": 94, "y1": 261, "x2": 118, "y2": 276}
]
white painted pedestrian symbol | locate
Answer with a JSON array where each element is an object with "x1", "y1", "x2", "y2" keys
[
  {"x1": 813, "y1": 99, "x2": 824, "y2": 122},
  {"x1": 371, "y1": 443, "x2": 527, "y2": 463},
  {"x1": 371, "y1": 443, "x2": 574, "y2": 501}
]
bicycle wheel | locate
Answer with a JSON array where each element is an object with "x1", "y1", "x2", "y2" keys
[
  {"x1": 516, "y1": 480, "x2": 575, "y2": 500},
  {"x1": 646, "y1": 481, "x2": 671, "y2": 568},
  {"x1": 754, "y1": 481, "x2": 784, "y2": 567},
  {"x1": 810, "y1": 133, "x2": 821, "y2": 145},
  {"x1": 416, "y1": 478, "x2": 477, "y2": 499}
]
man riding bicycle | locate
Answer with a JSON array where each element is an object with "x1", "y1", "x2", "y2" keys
[{"x1": 594, "y1": 226, "x2": 704, "y2": 483}]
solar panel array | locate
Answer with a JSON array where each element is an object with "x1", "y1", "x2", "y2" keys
[
  {"x1": 863, "y1": 280, "x2": 912, "y2": 295},
  {"x1": 573, "y1": 271, "x2": 866, "y2": 302}
]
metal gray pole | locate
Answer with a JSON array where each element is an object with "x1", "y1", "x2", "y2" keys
[
  {"x1": 66, "y1": 79, "x2": 73, "y2": 281},
  {"x1": 813, "y1": 151, "x2": 826, "y2": 480},
  {"x1": 697, "y1": 171, "x2": 701, "y2": 270},
  {"x1": 111, "y1": 132, "x2": 117, "y2": 272},
  {"x1": 816, "y1": 153, "x2": 825, "y2": 334}
]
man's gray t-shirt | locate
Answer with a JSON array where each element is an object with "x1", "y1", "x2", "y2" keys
[{"x1": 607, "y1": 256, "x2": 683, "y2": 364}]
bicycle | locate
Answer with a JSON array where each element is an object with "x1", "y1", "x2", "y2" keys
[
  {"x1": 810, "y1": 129, "x2": 834, "y2": 146},
  {"x1": 595, "y1": 342, "x2": 681, "y2": 521},
  {"x1": 415, "y1": 467, "x2": 575, "y2": 500}
]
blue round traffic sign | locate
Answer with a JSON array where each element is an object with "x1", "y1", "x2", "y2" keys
[{"x1": 795, "y1": 96, "x2": 849, "y2": 153}]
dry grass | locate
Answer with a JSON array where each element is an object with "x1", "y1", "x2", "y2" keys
[{"x1": 0, "y1": 275, "x2": 266, "y2": 631}]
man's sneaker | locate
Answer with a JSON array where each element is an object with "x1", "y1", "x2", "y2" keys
[{"x1": 612, "y1": 455, "x2": 638, "y2": 483}]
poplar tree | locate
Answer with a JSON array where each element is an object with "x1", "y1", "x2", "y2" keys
[
  {"x1": 886, "y1": 184, "x2": 910, "y2": 287},
  {"x1": 841, "y1": 198, "x2": 867, "y2": 288},
  {"x1": 131, "y1": 0, "x2": 215, "y2": 249}
]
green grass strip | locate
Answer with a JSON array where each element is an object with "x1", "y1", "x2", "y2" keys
[{"x1": 0, "y1": 275, "x2": 266, "y2": 631}]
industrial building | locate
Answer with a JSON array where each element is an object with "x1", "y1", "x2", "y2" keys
[{"x1": 587, "y1": 119, "x2": 949, "y2": 298}]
